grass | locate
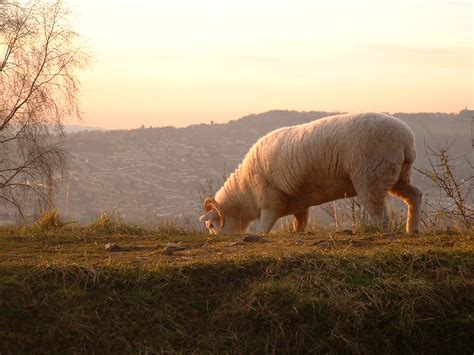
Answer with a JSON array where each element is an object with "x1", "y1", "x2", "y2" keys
[
  {"x1": 0, "y1": 223, "x2": 473, "y2": 354},
  {"x1": 86, "y1": 211, "x2": 146, "y2": 236}
]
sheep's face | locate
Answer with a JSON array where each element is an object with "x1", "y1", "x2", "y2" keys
[
  {"x1": 199, "y1": 209, "x2": 223, "y2": 235},
  {"x1": 200, "y1": 197, "x2": 227, "y2": 235},
  {"x1": 200, "y1": 210, "x2": 248, "y2": 235}
]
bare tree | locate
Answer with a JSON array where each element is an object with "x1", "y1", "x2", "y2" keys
[{"x1": 0, "y1": 0, "x2": 88, "y2": 219}]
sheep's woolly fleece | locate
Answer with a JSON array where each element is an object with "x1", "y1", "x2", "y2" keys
[{"x1": 201, "y1": 112, "x2": 422, "y2": 235}]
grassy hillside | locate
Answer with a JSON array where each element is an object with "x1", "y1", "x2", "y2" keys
[{"x1": 0, "y1": 224, "x2": 473, "y2": 354}]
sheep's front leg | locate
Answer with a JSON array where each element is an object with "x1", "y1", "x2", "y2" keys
[{"x1": 255, "y1": 209, "x2": 279, "y2": 235}]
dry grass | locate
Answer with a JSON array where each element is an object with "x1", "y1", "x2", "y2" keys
[
  {"x1": 0, "y1": 226, "x2": 473, "y2": 354},
  {"x1": 86, "y1": 211, "x2": 146, "y2": 236}
]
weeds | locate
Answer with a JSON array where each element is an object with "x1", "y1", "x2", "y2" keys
[
  {"x1": 86, "y1": 211, "x2": 145, "y2": 235},
  {"x1": 16, "y1": 209, "x2": 77, "y2": 237},
  {"x1": 32, "y1": 209, "x2": 66, "y2": 231},
  {"x1": 316, "y1": 197, "x2": 407, "y2": 235},
  {"x1": 154, "y1": 218, "x2": 188, "y2": 236}
]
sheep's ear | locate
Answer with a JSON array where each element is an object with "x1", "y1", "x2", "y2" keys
[
  {"x1": 199, "y1": 211, "x2": 212, "y2": 222},
  {"x1": 199, "y1": 209, "x2": 218, "y2": 222},
  {"x1": 199, "y1": 214, "x2": 210, "y2": 222}
]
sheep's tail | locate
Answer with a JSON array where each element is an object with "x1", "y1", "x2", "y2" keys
[
  {"x1": 404, "y1": 144, "x2": 416, "y2": 165},
  {"x1": 398, "y1": 144, "x2": 416, "y2": 183}
]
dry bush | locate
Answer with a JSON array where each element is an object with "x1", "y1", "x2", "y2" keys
[{"x1": 416, "y1": 143, "x2": 473, "y2": 231}]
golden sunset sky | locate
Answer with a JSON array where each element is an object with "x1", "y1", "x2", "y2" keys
[{"x1": 73, "y1": 0, "x2": 472, "y2": 129}]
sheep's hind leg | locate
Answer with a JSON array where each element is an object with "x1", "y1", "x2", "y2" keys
[
  {"x1": 293, "y1": 209, "x2": 309, "y2": 233},
  {"x1": 390, "y1": 182, "x2": 422, "y2": 234},
  {"x1": 356, "y1": 189, "x2": 389, "y2": 232}
]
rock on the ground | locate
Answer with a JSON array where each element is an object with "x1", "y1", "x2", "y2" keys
[
  {"x1": 242, "y1": 235, "x2": 269, "y2": 243},
  {"x1": 164, "y1": 242, "x2": 187, "y2": 251},
  {"x1": 104, "y1": 243, "x2": 121, "y2": 252},
  {"x1": 311, "y1": 240, "x2": 334, "y2": 248},
  {"x1": 162, "y1": 247, "x2": 175, "y2": 255},
  {"x1": 162, "y1": 243, "x2": 188, "y2": 255},
  {"x1": 335, "y1": 229, "x2": 354, "y2": 235},
  {"x1": 228, "y1": 241, "x2": 244, "y2": 247}
]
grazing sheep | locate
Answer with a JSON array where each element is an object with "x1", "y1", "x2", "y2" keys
[{"x1": 200, "y1": 112, "x2": 422, "y2": 235}]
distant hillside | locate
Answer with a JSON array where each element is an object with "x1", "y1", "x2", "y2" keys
[
  {"x1": 52, "y1": 110, "x2": 472, "y2": 223},
  {"x1": 64, "y1": 125, "x2": 107, "y2": 133}
]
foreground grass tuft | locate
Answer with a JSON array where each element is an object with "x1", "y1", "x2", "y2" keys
[
  {"x1": 86, "y1": 212, "x2": 145, "y2": 235},
  {"x1": 0, "y1": 228, "x2": 473, "y2": 353},
  {"x1": 33, "y1": 209, "x2": 65, "y2": 231}
]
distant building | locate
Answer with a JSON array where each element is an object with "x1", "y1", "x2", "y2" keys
[
  {"x1": 462, "y1": 108, "x2": 474, "y2": 148},
  {"x1": 458, "y1": 107, "x2": 474, "y2": 119}
]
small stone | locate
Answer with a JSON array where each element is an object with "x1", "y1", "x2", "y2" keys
[
  {"x1": 164, "y1": 242, "x2": 187, "y2": 251},
  {"x1": 336, "y1": 229, "x2": 354, "y2": 235},
  {"x1": 349, "y1": 240, "x2": 368, "y2": 247},
  {"x1": 134, "y1": 257, "x2": 149, "y2": 263},
  {"x1": 104, "y1": 243, "x2": 121, "y2": 252},
  {"x1": 162, "y1": 247, "x2": 174, "y2": 255},
  {"x1": 441, "y1": 241, "x2": 455, "y2": 247},
  {"x1": 242, "y1": 235, "x2": 268, "y2": 243},
  {"x1": 311, "y1": 240, "x2": 333, "y2": 248},
  {"x1": 228, "y1": 241, "x2": 244, "y2": 247}
]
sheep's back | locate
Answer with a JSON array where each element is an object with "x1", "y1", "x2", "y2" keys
[{"x1": 242, "y1": 112, "x2": 415, "y2": 196}]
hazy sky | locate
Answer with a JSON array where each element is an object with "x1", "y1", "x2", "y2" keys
[{"x1": 72, "y1": 0, "x2": 472, "y2": 129}]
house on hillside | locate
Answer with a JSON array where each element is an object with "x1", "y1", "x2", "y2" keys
[{"x1": 458, "y1": 107, "x2": 474, "y2": 119}]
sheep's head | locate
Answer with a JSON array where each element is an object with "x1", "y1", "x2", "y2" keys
[{"x1": 199, "y1": 197, "x2": 225, "y2": 235}]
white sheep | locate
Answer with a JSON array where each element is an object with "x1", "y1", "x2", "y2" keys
[{"x1": 200, "y1": 112, "x2": 422, "y2": 235}]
